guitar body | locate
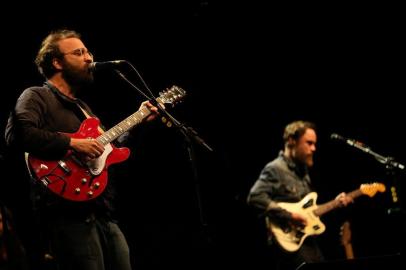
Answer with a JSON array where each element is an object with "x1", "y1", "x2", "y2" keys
[
  {"x1": 27, "y1": 117, "x2": 130, "y2": 202},
  {"x1": 267, "y1": 183, "x2": 385, "y2": 253},
  {"x1": 268, "y1": 192, "x2": 326, "y2": 252}
]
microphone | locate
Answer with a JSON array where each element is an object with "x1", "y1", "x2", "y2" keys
[
  {"x1": 88, "y1": 60, "x2": 126, "y2": 72},
  {"x1": 330, "y1": 133, "x2": 365, "y2": 147}
]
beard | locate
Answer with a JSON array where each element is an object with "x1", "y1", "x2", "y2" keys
[
  {"x1": 62, "y1": 62, "x2": 94, "y2": 93},
  {"x1": 305, "y1": 155, "x2": 314, "y2": 168},
  {"x1": 294, "y1": 151, "x2": 314, "y2": 168}
]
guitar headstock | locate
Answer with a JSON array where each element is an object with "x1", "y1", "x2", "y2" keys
[
  {"x1": 157, "y1": 85, "x2": 186, "y2": 107},
  {"x1": 360, "y1": 182, "x2": 386, "y2": 197}
]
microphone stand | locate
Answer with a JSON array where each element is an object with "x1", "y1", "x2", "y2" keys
[
  {"x1": 154, "y1": 102, "x2": 214, "y2": 245},
  {"x1": 348, "y1": 140, "x2": 405, "y2": 228},
  {"x1": 346, "y1": 142, "x2": 404, "y2": 171},
  {"x1": 113, "y1": 67, "x2": 214, "y2": 245},
  {"x1": 345, "y1": 139, "x2": 406, "y2": 256},
  {"x1": 349, "y1": 141, "x2": 404, "y2": 202}
]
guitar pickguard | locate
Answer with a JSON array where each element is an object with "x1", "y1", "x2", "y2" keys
[{"x1": 87, "y1": 143, "x2": 113, "y2": 175}]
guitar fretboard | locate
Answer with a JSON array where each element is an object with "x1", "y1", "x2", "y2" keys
[
  {"x1": 314, "y1": 189, "x2": 362, "y2": 216},
  {"x1": 97, "y1": 106, "x2": 151, "y2": 145}
]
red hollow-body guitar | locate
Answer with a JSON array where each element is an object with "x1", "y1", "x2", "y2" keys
[{"x1": 27, "y1": 86, "x2": 185, "y2": 201}]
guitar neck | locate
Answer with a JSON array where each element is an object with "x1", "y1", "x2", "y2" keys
[
  {"x1": 96, "y1": 107, "x2": 151, "y2": 145},
  {"x1": 92, "y1": 86, "x2": 185, "y2": 146},
  {"x1": 314, "y1": 189, "x2": 362, "y2": 216}
]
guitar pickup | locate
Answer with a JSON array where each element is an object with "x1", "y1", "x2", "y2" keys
[
  {"x1": 40, "y1": 176, "x2": 51, "y2": 186},
  {"x1": 295, "y1": 230, "x2": 305, "y2": 240},
  {"x1": 58, "y1": 160, "x2": 71, "y2": 174}
]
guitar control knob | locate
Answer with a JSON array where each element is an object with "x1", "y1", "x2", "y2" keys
[
  {"x1": 75, "y1": 188, "x2": 81, "y2": 194},
  {"x1": 87, "y1": 191, "x2": 94, "y2": 197},
  {"x1": 94, "y1": 182, "x2": 100, "y2": 189},
  {"x1": 81, "y1": 178, "x2": 87, "y2": 184}
]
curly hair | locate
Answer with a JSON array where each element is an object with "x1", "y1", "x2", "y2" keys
[{"x1": 35, "y1": 29, "x2": 81, "y2": 78}]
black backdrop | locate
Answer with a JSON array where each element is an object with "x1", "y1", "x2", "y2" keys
[{"x1": 1, "y1": 1, "x2": 404, "y2": 268}]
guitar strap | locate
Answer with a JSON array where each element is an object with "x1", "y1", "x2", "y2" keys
[
  {"x1": 24, "y1": 152, "x2": 31, "y2": 178},
  {"x1": 76, "y1": 102, "x2": 105, "y2": 133},
  {"x1": 77, "y1": 103, "x2": 92, "y2": 118}
]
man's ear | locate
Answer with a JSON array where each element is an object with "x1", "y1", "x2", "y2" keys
[
  {"x1": 52, "y1": 58, "x2": 63, "y2": 71},
  {"x1": 287, "y1": 137, "x2": 296, "y2": 148}
]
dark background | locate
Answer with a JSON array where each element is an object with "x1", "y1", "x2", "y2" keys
[{"x1": 1, "y1": 1, "x2": 404, "y2": 268}]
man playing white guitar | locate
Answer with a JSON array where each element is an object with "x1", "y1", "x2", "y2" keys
[{"x1": 247, "y1": 120, "x2": 354, "y2": 270}]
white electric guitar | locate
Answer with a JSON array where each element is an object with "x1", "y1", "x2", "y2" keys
[{"x1": 267, "y1": 182, "x2": 385, "y2": 252}]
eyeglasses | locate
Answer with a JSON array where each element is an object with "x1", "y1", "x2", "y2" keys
[{"x1": 62, "y1": 48, "x2": 93, "y2": 58}]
